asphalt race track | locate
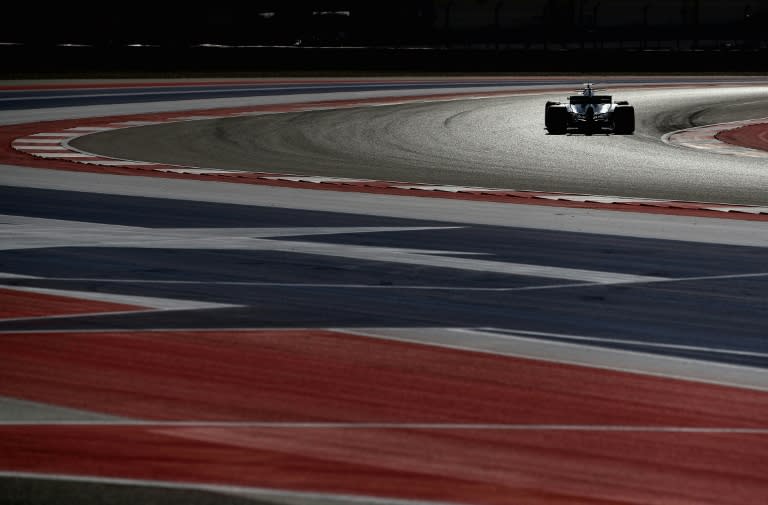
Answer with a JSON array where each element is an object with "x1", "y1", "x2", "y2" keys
[
  {"x1": 1, "y1": 77, "x2": 767, "y2": 505},
  {"x1": 71, "y1": 83, "x2": 768, "y2": 204}
]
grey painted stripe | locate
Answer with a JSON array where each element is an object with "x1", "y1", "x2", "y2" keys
[
  {"x1": 2, "y1": 285, "x2": 238, "y2": 311},
  {"x1": 0, "y1": 472, "x2": 457, "y2": 505},
  {"x1": 482, "y1": 327, "x2": 768, "y2": 359},
  {"x1": 77, "y1": 160, "x2": 159, "y2": 166},
  {"x1": 12, "y1": 138, "x2": 62, "y2": 144},
  {"x1": 13, "y1": 145, "x2": 68, "y2": 151},
  {"x1": 32, "y1": 152, "x2": 96, "y2": 158},
  {"x1": 0, "y1": 396, "x2": 126, "y2": 422},
  {"x1": 0, "y1": 218, "x2": 666, "y2": 285}
]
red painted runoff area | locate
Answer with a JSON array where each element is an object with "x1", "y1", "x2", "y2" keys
[
  {"x1": 1, "y1": 424, "x2": 765, "y2": 505},
  {"x1": 0, "y1": 329, "x2": 766, "y2": 504},
  {"x1": 0, "y1": 288, "x2": 145, "y2": 319},
  {"x1": 0, "y1": 329, "x2": 765, "y2": 425},
  {"x1": 717, "y1": 123, "x2": 768, "y2": 153}
]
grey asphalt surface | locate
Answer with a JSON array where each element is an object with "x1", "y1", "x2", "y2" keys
[{"x1": 70, "y1": 85, "x2": 768, "y2": 205}]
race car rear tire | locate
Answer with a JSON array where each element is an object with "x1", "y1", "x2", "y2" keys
[
  {"x1": 613, "y1": 105, "x2": 635, "y2": 134},
  {"x1": 545, "y1": 106, "x2": 568, "y2": 135}
]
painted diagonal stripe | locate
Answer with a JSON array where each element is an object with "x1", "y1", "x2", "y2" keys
[
  {"x1": 536, "y1": 195, "x2": 667, "y2": 204},
  {"x1": 76, "y1": 160, "x2": 160, "y2": 166},
  {"x1": 254, "y1": 239, "x2": 668, "y2": 284},
  {"x1": 110, "y1": 121, "x2": 165, "y2": 126},
  {"x1": 12, "y1": 138, "x2": 62, "y2": 144},
  {"x1": 393, "y1": 185, "x2": 503, "y2": 193},
  {"x1": 706, "y1": 206, "x2": 768, "y2": 214},
  {"x1": 12, "y1": 145, "x2": 68, "y2": 151},
  {"x1": 29, "y1": 132, "x2": 79, "y2": 137},
  {"x1": 0, "y1": 472, "x2": 453, "y2": 505},
  {"x1": 0, "y1": 217, "x2": 666, "y2": 285},
  {"x1": 5, "y1": 421, "x2": 767, "y2": 432},
  {"x1": 31, "y1": 153, "x2": 99, "y2": 158},
  {"x1": 155, "y1": 168, "x2": 247, "y2": 174},
  {"x1": 64, "y1": 127, "x2": 116, "y2": 132},
  {"x1": 2, "y1": 285, "x2": 237, "y2": 312},
  {"x1": 0, "y1": 287, "x2": 147, "y2": 319},
  {"x1": 261, "y1": 176, "x2": 377, "y2": 183}
]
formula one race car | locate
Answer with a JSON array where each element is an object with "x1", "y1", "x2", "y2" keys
[{"x1": 545, "y1": 83, "x2": 635, "y2": 135}]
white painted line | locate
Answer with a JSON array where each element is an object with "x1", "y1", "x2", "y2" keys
[
  {"x1": 0, "y1": 218, "x2": 669, "y2": 285},
  {"x1": 481, "y1": 327, "x2": 768, "y2": 359},
  {"x1": 235, "y1": 239, "x2": 667, "y2": 285},
  {"x1": 0, "y1": 309, "x2": 175, "y2": 323},
  {"x1": 12, "y1": 145, "x2": 68, "y2": 151},
  {"x1": 11, "y1": 138, "x2": 62, "y2": 144},
  {"x1": 110, "y1": 121, "x2": 165, "y2": 126},
  {"x1": 1, "y1": 421, "x2": 766, "y2": 432},
  {"x1": 261, "y1": 176, "x2": 375, "y2": 183},
  {"x1": 0, "y1": 285, "x2": 238, "y2": 312},
  {"x1": 0, "y1": 277, "x2": 587, "y2": 291},
  {"x1": 64, "y1": 126, "x2": 116, "y2": 132},
  {"x1": 4, "y1": 271, "x2": 765, "y2": 293},
  {"x1": 32, "y1": 153, "x2": 99, "y2": 158},
  {"x1": 0, "y1": 272, "x2": 40, "y2": 279},
  {"x1": 393, "y1": 185, "x2": 504, "y2": 193},
  {"x1": 76, "y1": 160, "x2": 159, "y2": 166},
  {"x1": 155, "y1": 168, "x2": 247, "y2": 174},
  {"x1": 175, "y1": 115, "x2": 230, "y2": 121},
  {"x1": 535, "y1": 195, "x2": 667, "y2": 204},
  {"x1": 30, "y1": 132, "x2": 79, "y2": 137},
  {"x1": 705, "y1": 206, "x2": 768, "y2": 214}
]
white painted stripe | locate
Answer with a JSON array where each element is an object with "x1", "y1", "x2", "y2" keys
[
  {"x1": 12, "y1": 145, "x2": 68, "y2": 151},
  {"x1": 12, "y1": 138, "x2": 62, "y2": 144},
  {"x1": 0, "y1": 472, "x2": 447, "y2": 505},
  {"x1": 4, "y1": 271, "x2": 764, "y2": 292},
  {"x1": 154, "y1": 168, "x2": 247, "y2": 174},
  {"x1": 0, "y1": 218, "x2": 668, "y2": 285},
  {"x1": 393, "y1": 185, "x2": 503, "y2": 193},
  {"x1": 110, "y1": 121, "x2": 165, "y2": 126},
  {"x1": 0, "y1": 309, "x2": 177, "y2": 323},
  {"x1": 261, "y1": 176, "x2": 375, "y2": 183},
  {"x1": 0, "y1": 421, "x2": 765, "y2": 432},
  {"x1": 482, "y1": 327, "x2": 768, "y2": 359},
  {"x1": 76, "y1": 160, "x2": 159, "y2": 166},
  {"x1": 1, "y1": 277, "x2": 582, "y2": 291},
  {"x1": 0, "y1": 285, "x2": 237, "y2": 312},
  {"x1": 229, "y1": 239, "x2": 668, "y2": 285},
  {"x1": 64, "y1": 126, "x2": 116, "y2": 132},
  {"x1": 705, "y1": 206, "x2": 768, "y2": 214},
  {"x1": 0, "y1": 272, "x2": 40, "y2": 279},
  {"x1": 32, "y1": 153, "x2": 98, "y2": 158},
  {"x1": 175, "y1": 115, "x2": 229, "y2": 120},
  {"x1": 30, "y1": 132, "x2": 79, "y2": 137},
  {"x1": 0, "y1": 396, "x2": 126, "y2": 422},
  {"x1": 535, "y1": 195, "x2": 667, "y2": 204}
]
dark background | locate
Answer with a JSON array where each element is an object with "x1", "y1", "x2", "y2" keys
[{"x1": 3, "y1": 0, "x2": 768, "y2": 76}]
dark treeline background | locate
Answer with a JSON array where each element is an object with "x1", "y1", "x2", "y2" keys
[{"x1": 4, "y1": 1, "x2": 768, "y2": 75}]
